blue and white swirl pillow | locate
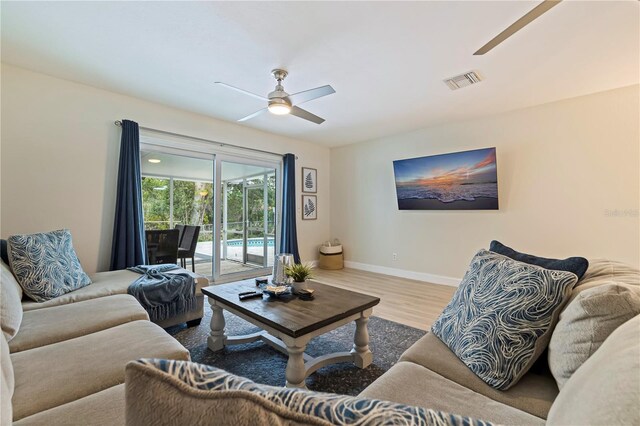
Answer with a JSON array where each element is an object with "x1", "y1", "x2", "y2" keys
[
  {"x1": 431, "y1": 249, "x2": 577, "y2": 390},
  {"x1": 7, "y1": 229, "x2": 91, "y2": 302},
  {"x1": 132, "y1": 359, "x2": 494, "y2": 426}
]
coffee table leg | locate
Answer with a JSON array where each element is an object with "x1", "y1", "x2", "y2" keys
[
  {"x1": 207, "y1": 299, "x2": 226, "y2": 352},
  {"x1": 282, "y1": 336, "x2": 310, "y2": 389},
  {"x1": 352, "y1": 309, "x2": 373, "y2": 368}
]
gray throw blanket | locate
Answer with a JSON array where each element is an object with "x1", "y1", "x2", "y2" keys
[{"x1": 128, "y1": 264, "x2": 196, "y2": 323}]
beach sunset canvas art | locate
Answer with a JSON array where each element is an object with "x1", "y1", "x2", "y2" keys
[{"x1": 393, "y1": 147, "x2": 499, "y2": 210}]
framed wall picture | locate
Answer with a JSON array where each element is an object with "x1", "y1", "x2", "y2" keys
[
  {"x1": 393, "y1": 147, "x2": 498, "y2": 210},
  {"x1": 302, "y1": 195, "x2": 317, "y2": 220},
  {"x1": 302, "y1": 167, "x2": 317, "y2": 193}
]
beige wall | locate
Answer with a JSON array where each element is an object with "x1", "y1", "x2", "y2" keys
[
  {"x1": 2, "y1": 63, "x2": 637, "y2": 281},
  {"x1": 330, "y1": 85, "x2": 640, "y2": 282},
  {"x1": 1, "y1": 64, "x2": 331, "y2": 273}
]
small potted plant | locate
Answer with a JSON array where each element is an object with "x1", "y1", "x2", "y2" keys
[{"x1": 285, "y1": 262, "x2": 314, "y2": 293}]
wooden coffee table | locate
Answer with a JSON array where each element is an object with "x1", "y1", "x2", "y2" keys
[{"x1": 201, "y1": 280, "x2": 380, "y2": 389}]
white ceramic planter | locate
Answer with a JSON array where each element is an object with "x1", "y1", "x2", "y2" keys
[{"x1": 291, "y1": 280, "x2": 308, "y2": 293}]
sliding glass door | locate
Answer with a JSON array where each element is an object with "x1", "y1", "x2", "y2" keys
[
  {"x1": 140, "y1": 147, "x2": 215, "y2": 276},
  {"x1": 217, "y1": 159, "x2": 277, "y2": 279},
  {"x1": 140, "y1": 141, "x2": 281, "y2": 282}
]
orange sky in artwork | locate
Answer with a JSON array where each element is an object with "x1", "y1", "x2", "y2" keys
[{"x1": 411, "y1": 150, "x2": 496, "y2": 186}]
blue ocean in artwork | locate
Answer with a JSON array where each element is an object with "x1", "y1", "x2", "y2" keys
[
  {"x1": 396, "y1": 182, "x2": 498, "y2": 203},
  {"x1": 393, "y1": 148, "x2": 498, "y2": 208}
]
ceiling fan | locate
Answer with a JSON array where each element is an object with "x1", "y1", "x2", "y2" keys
[
  {"x1": 214, "y1": 69, "x2": 335, "y2": 124},
  {"x1": 474, "y1": 0, "x2": 562, "y2": 55}
]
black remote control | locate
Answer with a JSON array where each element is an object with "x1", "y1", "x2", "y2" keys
[{"x1": 239, "y1": 292, "x2": 263, "y2": 300}]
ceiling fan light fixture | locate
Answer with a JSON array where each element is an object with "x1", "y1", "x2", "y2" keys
[
  {"x1": 268, "y1": 102, "x2": 291, "y2": 115},
  {"x1": 216, "y1": 69, "x2": 334, "y2": 124}
]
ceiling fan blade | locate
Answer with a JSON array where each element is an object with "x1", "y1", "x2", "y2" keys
[
  {"x1": 289, "y1": 106, "x2": 325, "y2": 124},
  {"x1": 214, "y1": 82, "x2": 268, "y2": 101},
  {"x1": 287, "y1": 85, "x2": 335, "y2": 106},
  {"x1": 238, "y1": 108, "x2": 268, "y2": 122},
  {"x1": 474, "y1": 0, "x2": 562, "y2": 55}
]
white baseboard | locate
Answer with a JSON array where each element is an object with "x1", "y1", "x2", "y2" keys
[{"x1": 343, "y1": 261, "x2": 461, "y2": 287}]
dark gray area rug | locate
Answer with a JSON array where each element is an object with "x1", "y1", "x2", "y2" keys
[{"x1": 167, "y1": 306, "x2": 425, "y2": 396}]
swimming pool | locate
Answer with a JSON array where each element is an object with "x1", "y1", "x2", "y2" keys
[{"x1": 225, "y1": 238, "x2": 275, "y2": 247}]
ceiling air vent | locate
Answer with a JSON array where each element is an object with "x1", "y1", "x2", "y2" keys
[{"x1": 444, "y1": 71, "x2": 483, "y2": 90}]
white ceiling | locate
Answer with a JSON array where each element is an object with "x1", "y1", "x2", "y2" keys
[{"x1": 2, "y1": 1, "x2": 638, "y2": 147}]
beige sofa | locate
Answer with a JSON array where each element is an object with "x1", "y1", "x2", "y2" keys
[
  {"x1": 0, "y1": 260, "x2": 207, "y2": 425},
  {"x1": 20, "y1": 268, "x2": 210, "y2": 329},
  {"x1": 122, "y1": 259, "x2": 639, "y2": 425},
  {"x1": 359, "y1": 258, "x2": 640, "y2": 425}
]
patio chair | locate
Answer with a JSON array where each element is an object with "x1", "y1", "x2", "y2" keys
[
  {"x1": 178, "y1": 225, "x2": 200, "y2": 272},
  {"x1": 145, "y1": 229, "x2": 180, "y2": 265},
  {"x1": 175, "y1": 224, "x2": 185, "y2": 246}
]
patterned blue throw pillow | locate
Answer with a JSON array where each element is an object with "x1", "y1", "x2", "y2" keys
[
  {"x1": 431, "y1": 249, "x2": 577, "y2": 390},
  {"x1": 7, "y1": 229, "x2": 91, "y2": 302},
  {"x1": 131, "y1": 358, "x2": 494, "y2": 426}
]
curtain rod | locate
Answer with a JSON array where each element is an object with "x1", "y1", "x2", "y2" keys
[{"x1": 114, "y1": 120, "x2": 295, "y2": 159}]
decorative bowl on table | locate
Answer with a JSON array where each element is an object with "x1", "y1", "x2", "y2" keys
[{"x1": 261, "y1": 284, "x2": 291, "y2": 298}]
